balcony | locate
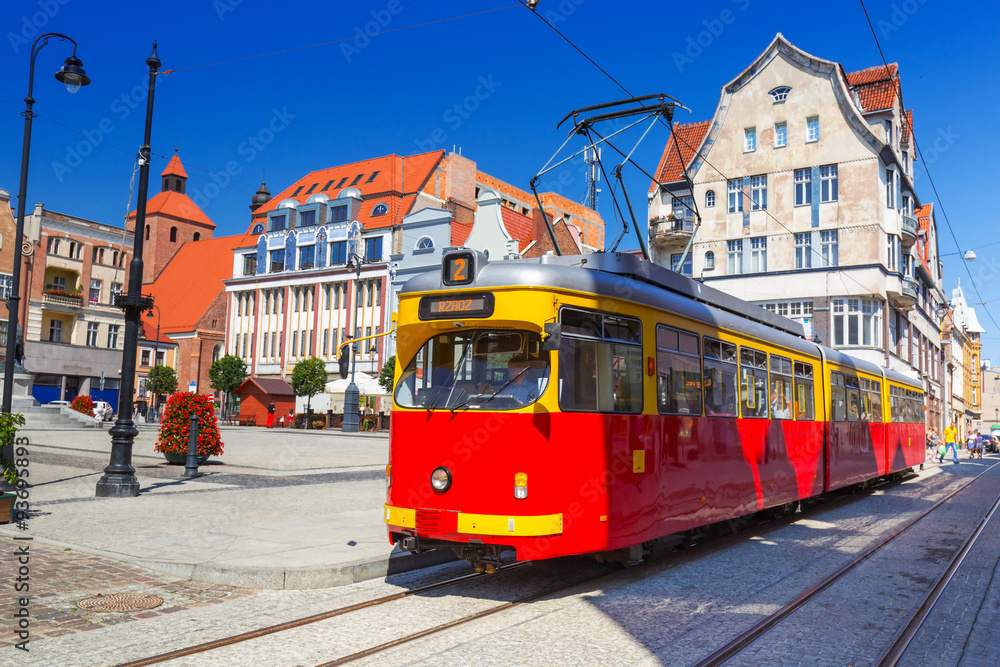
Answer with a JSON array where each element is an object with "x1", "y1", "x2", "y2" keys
[
  {"x1": 887, "y1": 276, "x2": 919, "y2": 311},
  {"x1": 901, "y1": 215, "x2": 918, "y2": 247},
  {"x1": 649, "y1": 215, "x2": 694, "y2": 251},
  {"x1": 42, "y1": 289, "x2": 84, "y2": 309}
]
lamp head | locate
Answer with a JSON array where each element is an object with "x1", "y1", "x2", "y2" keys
[{"x1": 54, "y1": 55, "x2": 91, "y2": 93}]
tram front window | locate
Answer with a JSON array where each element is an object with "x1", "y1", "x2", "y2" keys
[{"x1": 394, "y1": 330, "x2": 549, "y2": 410}]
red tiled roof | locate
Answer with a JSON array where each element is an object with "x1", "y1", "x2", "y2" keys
[
  {"x1": 147, "y1": 235, "x2": 245, "y2": 334},
  {"x1": 161, "y1": 154, "x2": 188, "y2": 179},
  {"x1": 247, "y1": 151, "x2": 445, "y2": 233},
  {"x1": 140, "y1": 319, "x2": 175, "y2": 346},
  {"x1": 128, "y1": 190, "x2": 215, "y2": 228},
  {"x1": 451, "y1": 221, "x2": 473, "y2": 247},
  {"x1": 500, "y1": 206, "x2": 533, "y2": 251},
  {"x1": 235, "y1": 377, "x2": 294, "y2": 396},
  {"x1": 846, "y1": 63, "x2": 899, "y2": 112},
  {"x1": 650, "y1": 121, "x2": 711, "y2": 191},
  {"x1": 902, "y1": 109, "x2": 913, "y2": 144}
]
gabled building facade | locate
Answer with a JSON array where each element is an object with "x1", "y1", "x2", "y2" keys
[{"x1": 647, "y1": 33, "x2": 949, "y2": 427}]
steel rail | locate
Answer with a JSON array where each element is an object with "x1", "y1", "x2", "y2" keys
[
  {"x1": 694, "y1": 461, "x2": 1000, "y2": 667},
  {"x1": 875, "y1": 482, "x2": 1000, "y2": 665},
  {"x1": 117, "y1": 561, "x2": 532, "y2": 667}
]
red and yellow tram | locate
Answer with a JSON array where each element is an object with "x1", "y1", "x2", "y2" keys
[{"x1": 384, "y1": 250, "x2": 925, "y2": 569}]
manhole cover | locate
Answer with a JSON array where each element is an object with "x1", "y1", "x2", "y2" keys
[{"x1": 78, "y1": 593, "x2": 163, "y2": 613}]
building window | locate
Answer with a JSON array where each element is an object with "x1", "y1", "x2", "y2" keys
[
  {"x1": 704, "y1": 251, "x2": 715, "y2": 270},
  {"x1": 832, "y1": 298, "x2": 882, "y2": 347},
  {"x1": 270, "y1": 248, "x2": 285, "y2": 273},
  {"x1": 375, "y1": 278, "x2": 382, "y2": 306},
  {"x1": 416, "y1": 237, "x2": 434, "y2": 250},
  {"x1": 52, "y1": 276, "x2": 67, "y2": 291},
  {"x1": 107, "y1": 324, "x2": 120, "y2": 349},
  {"x1": 89, "y1": 279, "x2": 102, "y2": 304},
  {"x1": 821, "y1": 230, "x2": 838, "y2": 266},
  {"x1": 93, "y1": 247, "x2": 104, "y2": 264},
  {"x1": 291, "y1": 330, "x2": 298, "y2": 357},
  {"x1": 86, "y1": 322, "x2": 99, "y2": 347},
  {"x1": 884, "y1": 119, "x2": 893, "y2": 145},
  {"x1": 155, "y1": 350, "x2": 165, "y2": 365},
  {"x1": 769, "y1": 86, "x2": 791, "y2": 102},
  {"x1": 270, "y1": 215, "x2": 286, "y2": 232},
  {"x1": 794, "y1": 168, "x2": 812, "y2": 206},
  {"x1": 330, "y1": 205, "x2": 347, "y2": 223},
  {"x1": 141, "y1": 349, "x2": 151, "y2": 366},
  {"x1": 364, "y1": 237, "x2": 383, "y2": 262},
  {"x1": 774, "y1": 122, "x2": 787, "y2": 148},
  {"x1": 111, "y1": 283, "x2": 122, "y2": 304},
  {"x1": 356, "y1": 282, "x2": 363, "y2": 308},
  {"x1": 744, "y1": 127, "x2": 756, "y2": 152},
  {"x1": 751, "y1": 175, "x2": 767, "y2": 211},
  {"x1": 0, "y1": 275, "x2": 12, "y2": 299},
  {"x1": 47, "y1": 237, "x2": 60, "y2": 254},
  {"x1": 806, "y1": 116, "x2": 819, "y2": 142},
  {"x1": 372, "y1": 203, "x2": 388, "y2": 216},
  {"x1": 672, "y1": 195, "x2": 694, "y2": 227},
  {"x1": 887, "y1": 234, "x2": 898, "y2": 271},
  {"x1": 301, "y1": 331, "x2": 308, "y2": 356},
  {"x1": 727, "y1": 180, "x2": 743, "y2": 213},
  {"x1": 170, "y1": 227, "x2": 178, "y2": 242},
  {"x1": 299, "y1": 245, "x2": 315, "y2": 270},
  {"x1": 330, "y1": 241, "x2": 348, "y2": 264},
  {"x1": 334, "y1": 284, "x2": 341, "y2": 309},
  {"x1": 144, "y1": 225, "x2": 150, "y2": 241},
  {"x1": 299, "y1": 210, "x2": 316, "y2": 227},
  {"x1": 262, "y1": 332, "x2": 269, "y2": 359},
  {"x1": 727, "y1": 240, "x2": 742, "y2": 275},
  {"x1": 885, "y1": 169, "x2": 895, "y2": 208},
  {"x1": 705, "y1": 190, "x2": 715, "y2": 208},
  {"x1": 252, "y1": 223, "x2": 264, "y2": 234},
  {"x1": 750, "y1": 237, "x2": 767, "y2": 273},
  {"x1": 243, "y1": 253, "x2": 257, "y2": 276},
  {"x1": 49, "y1": 320, "x2": 62, "y2": 343},
  {"x1": 670, "y1": 253, "x2": 692, "y2": 277},
  {"x1": 760, "y1": 300, "x2": 814, "y2": 339},
  {"x1": 193, "y1": 232, "x2": 200, "y2": 242},
  {"x1": 794, "y1": 233, "x2": 811, "y2": 269},
  {"x1": 820, "y1": 164, "x2": 838, "y2": 202}
]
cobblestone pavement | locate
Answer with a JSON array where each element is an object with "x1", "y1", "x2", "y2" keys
[{"x1": 0, "y1": 538, "x2": 258, "y2": 647}]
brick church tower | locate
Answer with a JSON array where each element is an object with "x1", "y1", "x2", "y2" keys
[{"x1": 127, "y1": 153, "x2": 216, "y2": 284}]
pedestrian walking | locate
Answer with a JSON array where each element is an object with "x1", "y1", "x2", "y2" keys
[
  {"x1": 266, "y1": 401, "x2": 275, "y2": 428},
  {"x1": 926, "y1": 428, "x2": 939, "y2": 460},
  {"x1": 941, "y1": 423, "x2": 959, "y2": 464}
]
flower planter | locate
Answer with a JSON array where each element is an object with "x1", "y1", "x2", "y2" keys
[
  {"x1": 162, "y1": 451, "x2": 208, "y2": 466},
  {"x1": 0, "y1": 492, "x2": 15, "y2": 525}
]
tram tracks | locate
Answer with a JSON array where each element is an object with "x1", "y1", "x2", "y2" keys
[{"x1": 694, "y1": 460, "x2": 1000, "y2": 667}]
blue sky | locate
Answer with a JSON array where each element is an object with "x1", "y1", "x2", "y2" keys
[{"x1": 3, "y1": 0, "x2": 999, "y2": 358}]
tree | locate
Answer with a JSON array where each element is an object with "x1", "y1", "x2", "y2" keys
[
  {"x1": 378, "y1": 355, "x2": 396, "y2": 394},
  {"x1": 291, "y1": 356, "x2": 328, "y2": 429},
  {"x1": 148, "y1": 364, "x2": 178, "y2": 400},
  {"x1": 209, "y1": 355, "x2": 248, "y2": 419}
]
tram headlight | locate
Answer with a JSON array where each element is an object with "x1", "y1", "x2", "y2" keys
[
  {"x1": 514, "y1": 472, "x2": 528, "y2": 499},
  {"x1": 430, "y1": 467, "x2": 452, "y2": 493}
]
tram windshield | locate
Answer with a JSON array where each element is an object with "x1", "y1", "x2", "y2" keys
[{"x1": 394, "y1": 330, "x2": 550, "y2": 411}]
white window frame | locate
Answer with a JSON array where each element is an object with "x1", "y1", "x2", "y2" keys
[
  {"x1": 749, "y1": 237, "x2": 767, "y2": 273},
  {"x1": 0, "y1": 275, "x2": 12, "y2": 299},
  {"x1": 794, "y1": 169, "x2": 811, "y2": 206},
  {"x1": 774, "y1": 122, "x2": 787, "y2": 148},
  {"x1": 832, "y1": 298, "x2": 882, "y2": 347},
  {"x1": 820, "y1": 230, "x2": 838, "y2": 267},
  {"x1": 704, "y1": 251, "x2": 715, "y2": 270},
  {"x1": 107, "y1": 324, "x2": 120, "y2": 349},
  {"x1": 820, "y1": 164, "x2": 838, "y2": 202},
  {"x1": 794, "y1": 233, "x2": 811, "y2": 269},
  {"x1": 806, "y1": 116, "x2": 819, "y2": 143},
  {"x1": 744, "y1": 127, "x2": 756, "y2": 152},
  {"x1": 86, "y1": 322, "x2": 99, "y2": 347},
  {"x1": 885, "y1": 168, "x2": 895, "y2": 208},
  {"x1": 705, "y1": 190, "x2": 715, "y2": 208},
  {"x1": 727, "y1": 180, "x2": 743, "y2": 214},
  {"x1": 727, "y1": 240, "x2": 742, "y2": 275},
  {"x1": 750, "y1": 175, "x2": 767, "y2": 211},
  {"x1": 49, "y1": 319, "x2": 63, "y2": 343}
]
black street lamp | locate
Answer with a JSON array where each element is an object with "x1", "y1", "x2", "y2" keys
[
  {"x1": 144, "y1": 305, "x2": 161, "y2": 422},
  {"x1": 342, "y1": 221, "x2": 365, "y2": 433},
  {"x1": 96, "y1": 43, "x2": 160, "y2": 498},
  {"x1": 3, "y1": 34, "x2": 90, "y2": 415}
]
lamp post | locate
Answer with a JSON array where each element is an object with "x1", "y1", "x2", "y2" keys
[
  {"x1": 96, "y1": 43, "x2": 159, "y2": 498},
  {"x1": 343, "y1": 221, "x2": 364, "y2": 433},
  {"x1": 145, "y1": 306, "x2": 160, "y2": 422},
  {"x1": 3, "y1": 34, "x2": 90, "y2": 415}
]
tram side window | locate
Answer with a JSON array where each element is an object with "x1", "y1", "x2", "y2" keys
[
  {"x1": 869, "y1": 380, "x2": 883, "y2": 423},
  {"x1": 889, "y1": 387, "x2": 898, "y2": 423},
  {"x1": 846, "y1": 375, "x2": 862, "y2": 422},
  {"x1": 858, "y1": 378, "x2": 872, "y2": 422},
  {"x1": 558, "y1": 308, "x2": 642, "y2": 413},
  {"x1": 740, "y1": 347, "x2": 768, "y2": 418},
  {"x1": 831, "y1": 372, "x2": 847, "y2": 421},
  {"x1": 794, "y1": 361, "x2": 815, "y2": 420},
  {"x1": 656, "y1": 325, "x2": 702, "y2": 416},
  {"x1": 704, "y1": 338, "x2": 738, "y2": 417},
  {"x1": 769, "y1": 355, "x2": 793, "y2": 419}
]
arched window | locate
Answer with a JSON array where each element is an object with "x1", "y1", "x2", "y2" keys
[
  {"x1": 252, "y1": 223, "x2": 264, "y2": 234},
  {"x1": 213, "y1": 343, "x2": 222, "y2": 363},
  {"x1": 170, "y1": 227, "x2": 178, "y2": 242},
  {"x1": 416, "y1": 237, "x2": 433, "y2": 250},
  {"x1": 144, "y1": 224, "x2": 150, "y2": 241},
  {"x1": 705, "y1": 190, "x2": 716, "y2": 208},
  {"x1": 768, "y1": 86, "x2": 791, "y2": 103},
  {"x1": 705, "y1": 251, "x2": 715, "y2": 270},
  {"x1": 193, "y1": 232, "x2": 201, "y2": 242},
  {"x1": 371, "y1": 203, "x2": 388, "y2": 216}
]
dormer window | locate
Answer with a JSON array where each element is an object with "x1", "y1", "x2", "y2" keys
[
  {"x1": 270, "y1": 215, "x2": 286, "y2": 232},
  {"x1": 769, "y1": 86, "x2": 791, "y2": 103},
  {"x1": 330, "y1": 205, "x2": 347, "y2": 222},
  {"x1": 372, "y1": 203, "x2": 388, "y2": 217},
  {"x1": 252, "y1": 223, "x2": 264, "y2": 234},
  {"x1": 299, "y1": 210, "x2": 316, "y2": 227}
]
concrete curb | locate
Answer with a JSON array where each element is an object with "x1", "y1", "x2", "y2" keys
[{"x1": 4, "y1": 533, "x2": 457, "y2": 590}]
